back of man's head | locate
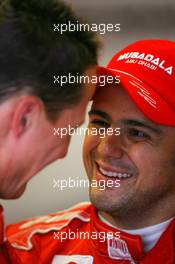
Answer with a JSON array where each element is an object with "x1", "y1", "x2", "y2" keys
[{"x1": 0, "y1": 0, "x2": 99, "y2": 116}]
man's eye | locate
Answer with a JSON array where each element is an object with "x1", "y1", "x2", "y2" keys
[
  {"x1": 128, "y1": 129, "x2": 150, "y2": 140},
  {"x1": 89, "y1": 119, "x2": 109, "y2": 127}
]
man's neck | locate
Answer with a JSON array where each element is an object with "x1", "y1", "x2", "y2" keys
[{"x1": 99, "y1": 200, "x2": 175, "y2": 229}]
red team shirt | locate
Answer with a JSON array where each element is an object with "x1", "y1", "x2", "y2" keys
[
  {"x1": 0, "y1": 205, "x2": 20, "y2": 264},
  {"x1": 5, "y1": 202, "x2": 175, "y2": 264},
  {"x1": 0, "y1": 205, "x2": 8, "y2": 264}
]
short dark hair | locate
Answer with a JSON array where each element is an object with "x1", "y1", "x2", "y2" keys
[{"x1": 0, "y1": 0, "x2": 100, "y2": 117}]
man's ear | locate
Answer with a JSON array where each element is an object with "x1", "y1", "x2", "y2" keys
[{"x1": 11, "y1": 96, "x2": 43, "y2": 137}]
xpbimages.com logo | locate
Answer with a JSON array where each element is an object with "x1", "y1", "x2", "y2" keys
[
  {"x1": 53, "y1": 21, "x2": 121, "y2": 35},
  {"x1": 53, "y1": 73, "x2": 120, "y2": 87},
  {"x1": 53, "y1": 126, "x2": 121, "y2": 139},
  {"x1": 53, "y1": 177, "x2": 120, "y2": 191},
  {"x1": 53, "y1": 229, "x2": 121, "y2": 243}
]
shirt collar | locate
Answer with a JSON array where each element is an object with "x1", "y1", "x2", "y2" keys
[
  {"x1": 98, "y1": 211, "x2": 174, "y2": 252},
  {"x1": 90, "y1": 205, "x2": 175, "y2": 262},
  {"x1": 90, "y1": 206, "x2": 145, "y2": 262}
]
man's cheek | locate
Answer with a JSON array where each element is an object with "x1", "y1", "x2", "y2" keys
[
  {"x1": 83, "y1": 138, "x2": 91, "y2": 169},
  {"x1": 83, "y1": 137, "x2": 96, "y2": 173},
  {"x1": 130, "y1": 148, "x2": 152, "y2": 170},
  {"x1": 84, "y1": 134, "x2": 99, "y2": 153},
  {"x1": 128, "y1": 150, "x2": 149, "y2": 182}
]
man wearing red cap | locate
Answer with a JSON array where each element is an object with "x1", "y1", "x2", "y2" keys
[{"x1": 6, "y1": 40, "x2": 175, "y2": 263}]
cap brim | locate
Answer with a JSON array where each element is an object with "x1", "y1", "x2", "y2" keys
[{"x1": 97, "y1": 66, "x2": 175, "y2": 126}]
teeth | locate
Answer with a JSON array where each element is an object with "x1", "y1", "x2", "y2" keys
[{"x1": 99, "y1": 166, "x2": 131, "y2": 179}]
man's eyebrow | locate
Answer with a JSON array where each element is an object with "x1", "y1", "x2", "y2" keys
[
  {"x1": 123, "y1": 119, "x2": 162, "y2": 134},
  {"x1": 88, "y1": 110, "x2": 111, "y2": 121}
]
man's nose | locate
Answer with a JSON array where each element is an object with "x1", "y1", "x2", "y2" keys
[{"x1": 97, "y1": 133, "x2": 124, "y2": 159}]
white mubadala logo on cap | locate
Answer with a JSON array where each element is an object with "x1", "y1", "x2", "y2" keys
[{"x1": 117, "y1": 52, "x2": 173, "y2": 75}]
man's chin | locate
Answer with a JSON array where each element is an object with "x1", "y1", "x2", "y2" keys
[
  {"x1": 1, "y1": 184, "x2": 27, "y2": 200},
  {"x1": 13, "y1": 184, "x2": 27, "y2": 199}
]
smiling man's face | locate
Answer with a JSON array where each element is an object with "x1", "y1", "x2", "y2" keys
[{"x1": 83, "y1": 84, "x2": 175, "y2": 227}]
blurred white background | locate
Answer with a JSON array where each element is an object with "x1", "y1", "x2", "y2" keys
[{"x1": 1, "y1": 0, "x2": 175, "y2": 224}]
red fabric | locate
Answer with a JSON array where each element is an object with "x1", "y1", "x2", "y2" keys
[
  {"x1": 0, "y1": 205, "x2": 8, "y2": 264},
  {"x1": 0, "y1": 206, "x2": 14, "y2": 264},
  {"x1": 6, "y1": 203, "x2": 175, "y2": 264},
  {"x1": 0, "y1": 205, "x2": 21, "y2": 264},
  {"x1": 98, "y1": 40, "x2": 175, "y2": 126}
]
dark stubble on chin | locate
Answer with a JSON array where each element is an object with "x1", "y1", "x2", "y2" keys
[{"x1": 90, "y1": 162, "x2": 175, "y2": 224}]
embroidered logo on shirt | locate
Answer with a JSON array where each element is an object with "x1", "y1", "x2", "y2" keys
[{"x1": 107, "y1": 237, "x2": 136, "y2": 264}]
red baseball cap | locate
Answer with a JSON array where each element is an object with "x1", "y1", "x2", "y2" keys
[{"x1": 98, "y1": 40, "x2": 175, "y2": 126}]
